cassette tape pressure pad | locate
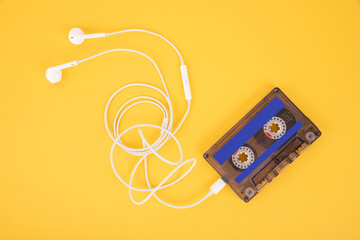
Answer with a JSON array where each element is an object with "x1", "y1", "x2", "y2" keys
[{"x1": 203, "y1": 88, "x2": 321, "y2": 202}]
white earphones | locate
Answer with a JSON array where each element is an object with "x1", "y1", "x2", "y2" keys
[
  {"x1": 46, "y1": 28, "x2": 191, "y2": 100},
  {"x1": 46, "y1": 27, "x2": 225, "y2": 208}
]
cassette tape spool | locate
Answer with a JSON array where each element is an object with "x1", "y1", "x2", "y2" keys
[{"x1": 203, "y1": 88, "x2": 321, "y2": 202}]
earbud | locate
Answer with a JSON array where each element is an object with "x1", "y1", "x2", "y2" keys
[
  {"x1": 68, "y1": 28, "x2": 85, "y2": 45},
  {"x1": 68, "y1": 28, "x2": 106, "y2": 45},
  {"x1": 45, "y1": 61, "x2": 78, "y2": 83}
]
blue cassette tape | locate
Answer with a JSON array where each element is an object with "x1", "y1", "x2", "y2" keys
[{"x1": 204, "y1": 88, "x2": 321, "y2": 202}]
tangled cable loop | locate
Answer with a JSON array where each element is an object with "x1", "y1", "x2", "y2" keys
[
  {"x1": 105, "y1": 82, "x2": 211, "y2": 208},
  {"x1": 99, "y1": 49, "x2": 212, "y2": 208}
]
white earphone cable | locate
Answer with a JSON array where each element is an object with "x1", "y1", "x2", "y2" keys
[
  {"x1": 57, "y1": 29, "x2": 226, "y2": 208},
  {"x1": 106, "y1": 29, "x2": 184, "y2": 65}
]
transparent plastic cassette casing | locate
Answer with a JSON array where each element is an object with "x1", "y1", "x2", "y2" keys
[{"x1": 203, "y1": 88, "x2": 321, "y2": 202}]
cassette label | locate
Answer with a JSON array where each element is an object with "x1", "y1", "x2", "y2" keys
[{"x1": 213, "y1": 97, "x2": 285, "y2": 165}]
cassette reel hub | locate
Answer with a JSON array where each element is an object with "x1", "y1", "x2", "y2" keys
[
  {"x1": 263, "y1": 116, "x2": 286, "y2": 139},
  {"x1": 232, "y1": 146, "x2": 255, "y2": 169}
]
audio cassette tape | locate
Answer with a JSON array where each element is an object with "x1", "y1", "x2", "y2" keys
[{"x1": 203, "y1": 88, "x2": 321, "y2": 202}]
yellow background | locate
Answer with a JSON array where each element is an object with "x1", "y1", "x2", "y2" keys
[{"x1": 1, "y1": 0, "x2": 359, "y2": 239}]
